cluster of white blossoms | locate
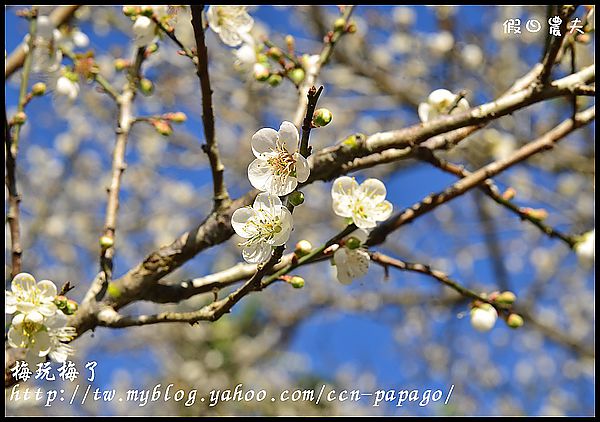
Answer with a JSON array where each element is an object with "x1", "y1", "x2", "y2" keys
[
  {"x1": 206, "y1": 6, "x2": 254, "y2": 47},
  {"x1": 470, "y1": 303, "x2": 498, "y2": 332},
  {"x1": 330, "y1": 176, "x2": 394, "y2": 284},
  {"x1": 5, "y1": 273, "x2": 76, "y2": 366},
  {"x1": 418, "y1": 89, "x2": 470, "y2": 123},
  {"x1": 232, "y1": 121, "x2": 303, "y2": 264}
]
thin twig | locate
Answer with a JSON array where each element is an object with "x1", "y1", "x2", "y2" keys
[
  {"x1": 6, "y1": 9, "x2": 38, "y2": 278},
  {"x1": 190, "y1": 5, "x2": 230, "y2": 210},
  {"x1": 538, "y1": 6, "x2": 576, "y2": 84},
  {"x1": 368, "y1": 107, "x2": 595, "y2": 246}
]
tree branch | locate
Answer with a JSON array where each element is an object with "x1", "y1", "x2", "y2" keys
[{"x1": 191, "y1": 5, "x2": 230, "y2": 210}]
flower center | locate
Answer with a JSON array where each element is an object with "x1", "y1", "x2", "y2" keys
[
  {"x1": 267, "y1": 143, "x2": 296, "y2": 177},
  {"x1": 240, "y1": 214, "x2": 283, "y2": 247}
]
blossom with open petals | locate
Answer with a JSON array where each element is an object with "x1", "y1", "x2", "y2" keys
[
  {"x1": 232, "y1": 193, "x2": 293, "y2": 263},
  {"x1": 418, "y1": 89, "x2": 470, "y2": 123},
  {"x1": 333, "y1": 229, "x2": 371, "y2": 285},
  {"x1": 207, "y1": 6, "x2": 254, "y2": 47},
  {"x1": 5, "y1": 273, "x2": 58, "y2": 318},
  {"x1": 331, "y1": 177, "x2": 393, "y2": 229},
  {"x1": 575, "y1": 229, "x2": 595, "y2": 261},
  {"x1": 248, "y1": 121, "x2": 309, "y2": 196}
]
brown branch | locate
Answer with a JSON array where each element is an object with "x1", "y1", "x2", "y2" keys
[
  {"x1": 368, "y1": 106, "x2": 595, "y2": 246},
  {"x1": 538, "y1": 6, "x2": 576, "y2": 84},
  {"x1": 190, "y1": 5, "x2": 230, "y2": 210},
  {"x1": 5, "y1": 5, "x2": 80, "y2": 80}
]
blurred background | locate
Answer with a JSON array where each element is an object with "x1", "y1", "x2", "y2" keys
[{"x1": 5, "y1": 5, "x2": 595, "y2": 416}]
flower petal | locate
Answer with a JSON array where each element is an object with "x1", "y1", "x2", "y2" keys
[
  {"x1": 371, "y1": 200, "x2": 393, "y2": 222},
  {"x1": 271, "y1": 206, "x2": 293, "y2": 246},
  {"x1": 248, "y1": 158, "x2": 272, "y2": 191},
  {"x1": 5, "y1": 293, "x2": 17, "y2": 314},
  {"x1": 242, "y1": 242, "x2": 272, "y2": 264},
  {"x1": 26, "y1": 310, "x2": 45, "y2": 325},
  {"x1": 348, "y1": 228, "x2": 370, "y2": 245},
  {"x1": 264, "y1": 174, "x2": 297, "y2": 197},
  {"x1": 295, "y1": 154, "x2": 310, "y2": 183},
  {"x1": 331, "y1": 176, "x2": 359, "y2": 203},
  {"x1": 218, "y1": 27, "x2": 243, "y2": 47},
  {"x1": 347, "y1": 249, "x2": 370, "y2": 279},
  {"x1": 251, "y1": 128, "x2": 278, "y2": 157},
  {"x1": 12, "y1": 272, "x2": 36, "y2": 294},
  {"x1": 231, "y1": 207, "x2": 257, "y2": 238},
  {"x1": 32, "y1": 330, "x2": 52, "y2": 357},
  {"x1": 37, "y1": 280, "x2": 57, "y2": 298},
  {"x1": 253, "y1": 192, "x2": 281, "y2": 211},
  {"x1": 278, "y1": 121, "x2": 299, "y2": 152},
  {"x1": 358, "y1": 178, "x2": 387, "y2": 203},
  {"x1": 418, "y1": 102, "x2": 431, "y2": 123},
  {"x1": 38, "y1": 302, "x2": 58, "y2": 317},
  {"x1": 8, "y1": 327, "x2": 27, "y2": 349},
  {"x1": 352, "y1": 213, "x2": 377, "y2": 229}
]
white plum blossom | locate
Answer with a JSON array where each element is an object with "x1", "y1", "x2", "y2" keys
[
  {"x1": 418, "y1": 89, "x2": 470, "y2": 123},
  {"x1": 575, "y1": 229, "x2": 595, "y2": 261},
  {"x1": 5, "y1": 273, "x2": 58, "y2": 319},
  {"x1": 172, "y1": 6, "x2": 196, "y2": 50},
  {"x1": 248, "y1": 121, "x2": 310, "y2": 196},
  {"x1": 235, "y1": 42, "x2": 258, "y2": 70},
  {"x1": 5, "y1": 273, "x2": 75, "y2": 365},
  {"x1": 333, "y1": 229, "x2": 371, "y2": 285},
  {"x1": 331, "y1": 176, "x2": 393, "y2": 229},
  {"x1": 55, "y1": 74, "x2": 80, "y2": 100},
  {"x1": 132, "y1": 16, "x2": 157, "y2": 47},
  {"x1": 232, "y1": 193, "x2": 293, "y2": 264},
  {"x1": 207, "y1": 6, "x2": 254, "y2": 47},
  {"x1": 470, "y1": 304, "x2": 498, "y2": 332}
]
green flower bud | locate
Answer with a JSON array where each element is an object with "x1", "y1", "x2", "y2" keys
[
  {"x1": 99, "y1": 235, "x2": 114, "y2": 249},
  {"x1": 312, "y1": 108, "x2": 333, "y2": 127},
  {"x1": 114, "y1": 58, "x2": 128, "y2": 71},
  {"x1": 507, "y1": 313, "x2": 524, "y2": 329},
  {"x1": 290, "y1": 276, "x2": 305, "y2": 289},
  {"x1": 288, "y1": 67, "x2": 305, "y2": 85},
  {"x1": 295, "y1": 239, "x2": 313, "y2": 257},
  {"x1": 267, "y1": 74, "x2": 283, "y2": 87},
  {"x1": 334, "y1": 18, "x2": 346, "y2": 32},
  {"x1": 146, "y1": 43, "x2": 159, "y2": 54},
  {"x1": 496, "y1": 291, "x2": 517, "y2": 305},
  {"x1": 65, "y1": 300, "x2": 79, "y2": 315},
  {"x1": 288, "y1": 190, "x2": 305, "y2": 206},
  {"x1": 54, "y1": 295, "x2": 68, "y2": 309},
  {"x1": 122, "y1": 6, "x2": 140, "y2": 17},
  {"x1": 12, "y1": 111, "x2": 27, "y2": 125},
  {"x1": 266, "y1": 46, "x2": 282, "y2": 60},
  {"x1": 140, "y1": 78, "x2": 154, "y2": 95},
  {"x1": 345, "y1": 236, "x2": 361, "y2": 250},
  {"x1": 140, "y1": 6, "x2": 154, "y2": 17},
  {"x1": 31, "y1": 82, "x2": 47, "y2": 96}
]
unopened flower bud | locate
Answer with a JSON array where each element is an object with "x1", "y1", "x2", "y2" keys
[
  {"x1": 295, "y1": 240, "x2": 313, "y2": 257},
  {"x1": 289, "y1": 276, "x2": 305, "y2": 289},
  {"x1": 65, "y1": 299, "x2": 79, "y2": 315},
  {"x1": 152, "y1": 119, "x2": 173, "y2": 136},
  {"x1": 266, "y1": 46, "x2": 282, "y2": 60},
  {"x1": 502, "y1": 187, "x2": 516, "y2": 201},
  {"x1": 114, "y1": 58, "x2": 128, "y2": 71},
  {"x1": 99, "y1": 235, "x2": 114, "y2": 249},
  {"x1": 31, "y1": 82, "x2": 47, "y2": 96},
  {"x1": 285, "y1": 35, "x2": 295, "y2": 50},
  {"x1": 122, "y1": 6, "x2": 140, "y2": 16},
  {"x1": 507, "y1": 313, "x2": 524, "y2": 329},
  {"x1": 288, "y1": 67, "x2": 305, "y2": 85},
  {"x1": 288, "y1": 190, "x2": 305, "y2": 206},
  {"x1": 54, "y1": 295, "x2": 68, "y2": 309},
  {"x1": 312, "y1": 108, "x2": 332, "y2": 127},
  {"x1": 267, "y1": 74, "x2": 283, "y2": 87},
  {"x1": 345, "y1": 236, "x2": 362, "y2": 250},
  {"x1": 139, "y1": 78, "x2": 154, "y2": 95},
  {"x1": 139, "y1": 6, "x2": 155, "y2": 17},
  {"x1": 334, "y1": 17, "x2": 346, "y2": 32},
  {"x1": 165, "y1": 112, "x2": 187, "y2": 123},
  {"x1": 523, "y1": 207, "x2": 548, "y2": 221},
  {"x1": 13, "y1": 111, "x2": 27, "y2": 125},
  {"x1": 470, "y1": 303, "x2": 498, "y2": 332},
  {"x1": 496, "y1": 291, "x2": 516, "y2": 305},
  {"x1": 146, "y1": 43, "x2": 159, "y2": 54},
  {"x1": 347, "y1": 21, "x2": 357, "y2": 33},
  {"x1": 253, "y1": 63, "x2": 270, "y2": 81}
]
